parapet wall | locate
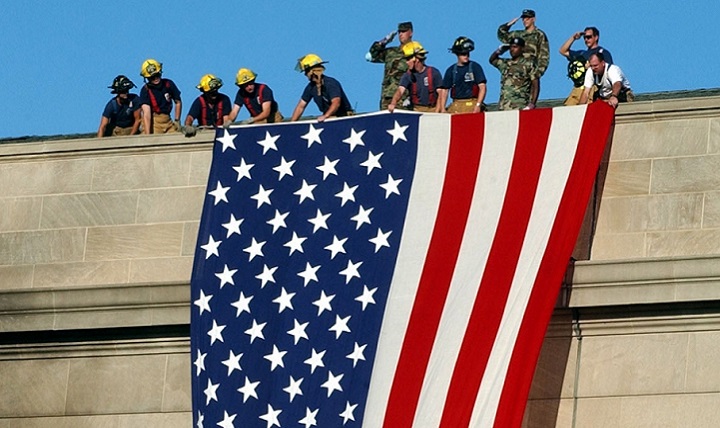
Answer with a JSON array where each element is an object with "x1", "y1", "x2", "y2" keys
[{"x1": 1, "y1": 98, "x2": 719, "y2": 427}]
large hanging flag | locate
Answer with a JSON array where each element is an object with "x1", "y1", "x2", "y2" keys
[{"x1": 190, "y1": 104, "x2": 615, "y2": 428}]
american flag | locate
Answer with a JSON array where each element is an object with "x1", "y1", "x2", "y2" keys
[{"x1": 190, "y1": 104, "x2": 615, "y2": 428}]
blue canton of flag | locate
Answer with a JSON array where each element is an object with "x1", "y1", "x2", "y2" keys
[{"x1": 191, "y1": 114, "x2": 420, "y2": 428}]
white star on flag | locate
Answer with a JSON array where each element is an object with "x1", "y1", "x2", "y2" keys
[
  {"x1": 200, "y1": 235, "x2": 221, "y2": 259},
  {"x1": 222, "y1": 350, "x2": 243, "y2": 376},
  {"x1": 350, "y1": 205, "x2": 373, "y2": 230},
  {"x1": 215, "y1": 264, "x2": 237, "y2": 288},
  {"x1": 339, "y1": 259, "x2": 362, "y2": 284},
  {"x1": 264, "y1": 345, "x2": 287, "y2": 371},
  {"x1": 294, "y1": 179, "x2": 317, "y2": 203},
  {"x1": 273, "y1": 156, "x2": 295, "y2": 180},
  {"x1": 243, "y1": 238, "x2": 266, "y2": 261},
  {"x1": 207, "y1": 320, "x2": 226, "y2": 345},
  {"x1": 304, "y1": 348, "x2": 326, "y2": 374},
  {"x1": 380, "y1": 174, "x2": 403, "y2": 198},
  {"x1": 257, "y1": 131, "x2": 280, "y2": 154},
  {"x1": 231, "y1": 291, "x2": 253, "y2": 316},
  {"x1": 232, "y1": 158, "x2": 254, "y2": 181},
  {"x1": 321, "y1": 371, "x2": 344, "y2": 397},
  {"x1": 237, "y1": 376, "x2": 259, "y2": 403},
  {"x1": 387, "y1": 120, "x2": 408, "y2": 144},
  {"x1": 369, "y1": 228, "x2": 392, "y2": 253},
  {"x1": 360, "y1": 151, "x2": 383, "y2": 175},
  {"x1": 221, "y1": 214, "x2": 243, "y2": 238},
  {"x1": 334, "y1": 182, "x2": 358, "y2": 206},
  {"x1": 217, "y1": 129, "x2": 237, "y2": 152},
  {"x1": 193, "y1": 290, "x2": 212, "y2": 315},
  {"x1": 266, "y1": 210, "x2": 289, "y2": 233},
  {"x1": 244, "y1": 319, "x2": 266, "y2": 343},
  {"x1": 316, "y1": 156, "x2": 339, "y2": 180},
  {"x1": 342, "y1": 128, "x2": 366, "y2": 152},
  {"x1": 301, "y1": 124, "x2": 323, "y2": 147},
  {"x1": 251, "y1": 184, "x2": 273, "y2": 208},
  {"x1": 208, "y1": 181, "x2": 230, "y2": 205}
]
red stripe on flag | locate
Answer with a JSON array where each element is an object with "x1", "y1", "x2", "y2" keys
[
  {"x1": 384, "y1": 113, "x2": 486, "y2": 427},
  {"x1": 439, "y1": 109, "x2": 554, "y2": 427},
  {"x1": 493, "y1": 102, "x2": 615, "y2": 428}
]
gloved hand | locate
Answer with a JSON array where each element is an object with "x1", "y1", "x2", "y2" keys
[
  {"x1": 523, "y1": 103, "x2": 536, "y2": 110},
  {"x1": 184, "y1": 124, "x2": 196, "y2": 137},
  {"x1": 241, "y1": 118, "x2": 255, "y2": 125},
  {"x1": 173, "y1": 120, "x2": 183, "y2": 133},
  {"x1": 222, "y1": 120, "x2": 231, "y2": 129}
]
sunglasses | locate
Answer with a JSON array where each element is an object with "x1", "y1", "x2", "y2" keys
[{"x1": 583, "y1": 34, "x2": 594, "y2": 39}]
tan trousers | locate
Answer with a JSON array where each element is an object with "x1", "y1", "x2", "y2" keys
[
  {"x1": 112, "y1": 126, "x2": 134, "y2": 136},
  {"x1": 152, "y1": 113, "x2": 179, "y2": 134},
  {"x1": 413, "y1": 105, "x2": 437, "y2": 113},
  {"x1": 254, "y1": 111, "x2": 285, "y2": 124},
  {"x1": 448, "y1": 98, "x2": 479, "y2": 113}
]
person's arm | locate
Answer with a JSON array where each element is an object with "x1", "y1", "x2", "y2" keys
[
  {"x1": 387, "y1": 86, "x2": 406, "y2": 112},
  {"x1": 537, "y1": 32, "x2": 550, "y2": 75},
  {"x1": 130, "y1": 109, "x2": 141, "y2": 135},
  {"x1": 474, "y1": 83, "x2": 487, "y2": 113},
  {"x1": 184, "y1": 115, "x2": 194, "y2": 127},
  {"x1": 579, "y1": 87, "x2": 591, "y2": 104},
  {"x1": 490, "y1": 44, "x2": 509, "y2": 64},
  {"x1": 97, "y1": 116, "x2": 109, "y2": 138},
  {"x1": 228, "y1": 104, "x2": 241, "y2": 123},
  {"x1": 530, "y1": 78, "x2": 539, "y2": 107},
  {"x1": 174, "y1": 100, "x2": 182, "y2": 123},
  {"x1": 437, "y1": 88, "x2": 449, "y2": 113},
  {"x1": 497, "y1": 17, "x2": 518, "y2": 42},
  {"x1": 318, "y1": 97, "x2": 340, "y2": 122},
  {"x1": 606, "y1": 81, "x2": 622, "y2": 107},
  {"x1": 141, "y1": 104, "x2": 152, "y2": 134},
  {"x1": 559, "y1": 32, "x2": 582, "y2": 58},
  {"x1": 290, "y1": 99, "x2": 308, "y2": 121}
]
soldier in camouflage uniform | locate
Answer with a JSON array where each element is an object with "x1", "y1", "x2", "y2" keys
[
  {"x1": 489, "y1": 37, "x2": 539, "y2": 111},
  {"x1": 497, "y1": 9, "x2": 549, "y2": 98},
  {"x1": 367, "y1": 21, "x2": 413, "y2": 110}
]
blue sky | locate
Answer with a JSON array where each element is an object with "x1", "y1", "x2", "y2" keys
[{"x1": 1, "y1": 0, "x2": 718, "y2": 139}]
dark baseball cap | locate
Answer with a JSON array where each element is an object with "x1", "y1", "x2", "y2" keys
[
  {"x1": 509, "y1": 37, "x2": 526, "y2": 47},
  {"x1": 521, "y1": 9, "x2": 535, "y2": 17},
  {"x1": 398, "y1": 21, "x2": 413, "y2": 32}
]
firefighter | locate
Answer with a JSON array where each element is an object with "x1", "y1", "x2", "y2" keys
[
  {"x1": 184, "y1": 74, "x2": 232, "y2": 136},
  {"x1": 138, "y1": 59, "x2": 182, "y2": 134}
]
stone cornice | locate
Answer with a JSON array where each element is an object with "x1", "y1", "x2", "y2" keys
[{"x1": 615, "y1": 96, "x2": 720, "y2": 123}]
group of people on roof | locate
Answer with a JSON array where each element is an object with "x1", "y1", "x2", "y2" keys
[{"x1": 98, "y1": 10, "x2": 633, "y2": 138}]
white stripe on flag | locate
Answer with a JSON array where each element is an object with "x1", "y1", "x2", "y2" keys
[{"x1": 471, "y1": 105, "x2": 588, "y2": 427}]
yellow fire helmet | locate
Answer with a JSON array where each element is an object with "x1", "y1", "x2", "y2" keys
[
  {"x1": 402, "y1": 41, "x2": 428, "y2": 59},
  {"x1": 235, "y1": 68, "x2": 257, "y2": 86},
  {"x1": 295, "y1": 53, "x2": 327, "y2": 73},
  {"x1": 196, "y1": 74, "x2": 223, "y2": 92},
  {"x1": 140, "y1": 59, "x2": 163, "y2": 78}
]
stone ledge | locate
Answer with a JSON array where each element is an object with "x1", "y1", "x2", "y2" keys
[
  {"x1": 569, "y1": 255, "x2": 720, "y2": 307},
  {"x1": 0, "y1": 282, "x2": 189, "y2": 332},
  {"x1": 0, "y1": 337, "x2": 189, "y2": 361}
]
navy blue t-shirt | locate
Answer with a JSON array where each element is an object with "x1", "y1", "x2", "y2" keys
[
  {"x1": 300, "y1": 76, "x2": 353, "y2": 116},
  {"x1": 102, "y1": 94, "x2": 139, "y2": 128},
  {"x1": 440, "y1": 61, "x2": 487, "y2": 100},
  {"x1": 187, "y1": 93, "x2": 232, "y2": 126},
  {"x1": 138, "y1": 78, "x2": 182, "y2": 114},
  {"x1": 234, "y1": 84, "x2": 278, "y2": 117}
]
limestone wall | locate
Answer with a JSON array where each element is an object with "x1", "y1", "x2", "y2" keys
[{"x1": 1, "y1": 99, "x2": 719, "y2": 427}]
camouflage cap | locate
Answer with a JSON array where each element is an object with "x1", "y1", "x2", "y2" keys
[
  {"x1": 521, "y1": 9, "x2": 535, "y2": 17},
  {"x1": 398, "y1": 21, "x2": 413, "y2": 32},
  {"x1": 509, "y1": 37, "x2": 526, "y2": 47}
]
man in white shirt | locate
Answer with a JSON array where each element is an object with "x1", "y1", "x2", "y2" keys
[{"x1": 579, "y1": 52, "x2": 633, "y2": 108}]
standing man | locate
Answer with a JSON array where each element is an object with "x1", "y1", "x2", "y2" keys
[
  {"x1": 138, "y1": 59, "x2": 182, "y2": 134},
  {"x1": 388, "y1": 41, "x2": 443, "y2": 113},
  {"x1": 228, "y1": 68, "x2": 283, "y2": 125},
  {"x1": 97, "y1": 75, "x2": 140, "y2": 138},
  {"x1": 497, "y1": 9, "x2": 549, "y2": 98},
  {"x1": 489, "y1": 37, "x2": 539, "y2": 111},
  {"x1": 183, "y1": 74, "x2": 232, "y2": 137},
  {"x1": 559, "y1": 27, "x2": 614, "y2": 105},
  {"x1": 290, "y1": 54, "x2": 353, "y2": 122},
  {"x1": 367, "y1": 21, "x2": 413, "y2": 110},
  {"x1": 438, "y1": 36, "x2": 487, "y2": 114},
  {"x1": 579, "y1": 52, "x2": 633, "y2": 108}
]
